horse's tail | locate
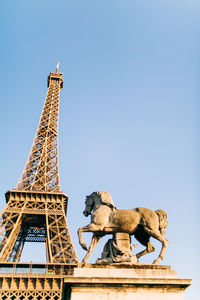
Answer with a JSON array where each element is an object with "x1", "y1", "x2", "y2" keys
[{"x1": 155, "y1": 209, "x2": 168, "y2": 232}]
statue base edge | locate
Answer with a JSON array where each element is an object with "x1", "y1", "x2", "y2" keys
[{"x1": 63, "y1": 264, "x2": 191, "y2": 300}]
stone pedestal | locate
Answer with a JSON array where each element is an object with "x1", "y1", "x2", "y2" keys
[{"x1": 63, "y1": 264, "x2": 191, "y2": 300}]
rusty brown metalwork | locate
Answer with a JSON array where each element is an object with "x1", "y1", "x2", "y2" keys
[
  {"x1": 16, "y1": 66, "x2": 63, "y2": 192},
  {"x1": 0, "y1": 262, "x2": 76, "y2": 299},
  {"x1": 0, "y1": 65, "x2": 78, "y2": 266}
]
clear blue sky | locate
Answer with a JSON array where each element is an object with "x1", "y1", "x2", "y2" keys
[{"x1": 0, "y1": 1, "x2": 199, "y2": 299}]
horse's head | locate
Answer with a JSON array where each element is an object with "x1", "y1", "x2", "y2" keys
[
  {"x1": 83, "y1": 191, "x2": 116, "y2": 217},
  {"x1": 83, "y1": 194, "x2": 96, "y2": 217}
]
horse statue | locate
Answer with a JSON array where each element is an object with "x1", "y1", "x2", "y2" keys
[{"x1": 78, "y1": 191, "x2": 169, "y2": 265}]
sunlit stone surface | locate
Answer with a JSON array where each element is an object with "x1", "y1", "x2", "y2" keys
[{"x1": 64, "y1": 264, "x2": 191, "y2": 300}]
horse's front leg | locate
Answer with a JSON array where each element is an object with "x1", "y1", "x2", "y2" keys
[
  {"x1": 78, "y1": 223, "x2": 104, "y2": 251},
  {"x1": 78, "y1": 225, "x2": 91, "y2": 251},
  {"x1": 82, "y1": 234, "x2": 101, "y2": 265}
]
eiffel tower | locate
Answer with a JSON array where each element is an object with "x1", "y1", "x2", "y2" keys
[{"x1": 0, "y1": 64, "x2": 78, "y2": 300}]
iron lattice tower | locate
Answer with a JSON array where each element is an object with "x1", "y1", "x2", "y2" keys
[
  {"x1": 16, "y1": 64, "x2": 62, "y2": 193},
  {"x1": 0, "y1": 64, "x2": 78, "y2": 264}
]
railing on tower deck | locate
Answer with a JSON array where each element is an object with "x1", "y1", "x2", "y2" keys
[{"x1": 0, "y1": 262, "x2": 77, "y2": 276}]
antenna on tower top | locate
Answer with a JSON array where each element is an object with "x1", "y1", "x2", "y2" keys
[{"x1": 56, "y1": 61, "x2": 60, "y2": 73}]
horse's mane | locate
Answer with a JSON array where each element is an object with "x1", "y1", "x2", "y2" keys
[
  {"x1": 95, "y1": 191, "x2": 116, "y2": 209},
  {"x1": 155, "y1": 209, "x2": 168, "y2": 229}
]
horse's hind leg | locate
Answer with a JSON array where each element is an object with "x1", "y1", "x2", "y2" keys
[
  {"x1": 82, "y1": 234, "x2": 101, "y2": 265},
  {"x1": 136, "y1": 242, "x2": 155, "y2": 259},
  {"x1": 134, "y1": 225, "x2": 155, "y2": 258},
  {"x1": 134, "y1": 226, "x2": 155, "y2": 259},
  {"x1": 143, "y1": 227, "x2": 169, "y2": 264}
]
